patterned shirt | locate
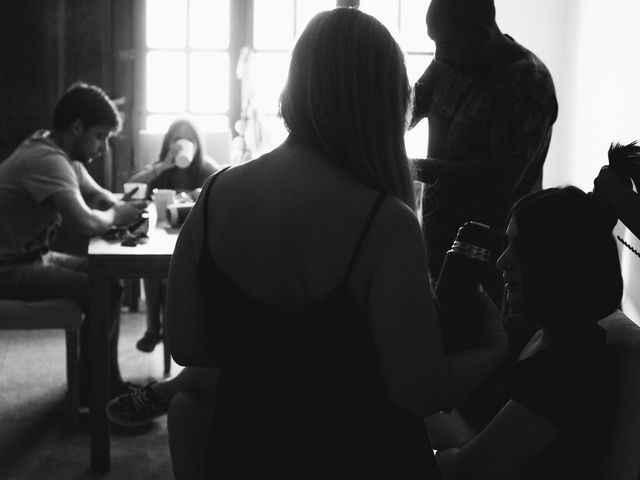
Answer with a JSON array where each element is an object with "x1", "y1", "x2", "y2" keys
[{"x1": 411, "y1": 35, "x2": 558, "y2": 286}]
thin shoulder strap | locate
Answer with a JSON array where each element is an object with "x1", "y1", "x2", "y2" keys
[
  {"x1": 201, "y1": 166, "x2": 231, "y2": 244},
  {"x1": 344, "y1": 192, "x2": 387, "y2": 279}
]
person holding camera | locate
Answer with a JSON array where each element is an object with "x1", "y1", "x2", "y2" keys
[
  {"x1": 0, "y1": 82, "x2": 146, "y2": 401},
  {"x1": 127, "y1": 118, "x2": 220, "y2": 352},
  {"x1": 426, "y1": 185, "x2": 621, "y2": 480}
]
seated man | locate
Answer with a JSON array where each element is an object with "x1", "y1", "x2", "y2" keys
[{"x1": 0, "y1": 82, "x2": 146, "y2": 401}]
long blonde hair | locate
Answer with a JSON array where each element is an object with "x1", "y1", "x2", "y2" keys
[{"x1": 279, "y1": 7, "x2": 416, "y2": 209}]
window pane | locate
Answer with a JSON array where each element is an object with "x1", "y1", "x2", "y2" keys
[
  {"x1": 359, "y1": 0, "x2": 399, "y2": 36},
  {"x1": 254, "y1": 0, "x2": 294, "y2": 50},
  {"x1": 405, "y1": 53, "x2": 432, "y2": 85},
  {"x1": 400, "y1": 0, "x2": 433, "y2": 52},
  {"x1": 147, "y1": 52, "x2": 187, "y2": 112},
  {"x1": 146, "y1": 114, "x2": 228, "y2": 133},
  {"x1": 146, "y1": 0, "x2": 187, "y2": 48},
  {"x1": 189, "y1": 0, "x2": 229, "y2": 49},
  {"x1": 189, "y1": 52, "x2": 229, "y2": 113},
  {"x1": 251, "y1": 53, "x2": 291, "y2": 115},
  {"x1": 296, "y1": 0, "x2": 336, "y2": 37}
]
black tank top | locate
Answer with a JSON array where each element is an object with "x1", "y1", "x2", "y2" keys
[{"x1": 196, "y1": 168, "x2": 440, "y2": 479}]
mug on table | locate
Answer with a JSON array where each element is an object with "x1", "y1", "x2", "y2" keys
[{"x1": 152, "y1": 188, "x2": 177, "y2": 223}]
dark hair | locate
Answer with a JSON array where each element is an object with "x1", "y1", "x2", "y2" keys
[
  {"x1": 279, "y1": 7, "x2": 416, "y2": 209},
  {"x1": 427, "y1": 0, "x2": 496, "y2": 32},
  {"x1": 51, "y1": 82, "x2": 122, "y2": 133},
  {"x1": 608, "y1": 140, "x2": 640, "y2": 186},
  {"x1": 509, "y1": 186, "x2": 622, "y2": 330}
]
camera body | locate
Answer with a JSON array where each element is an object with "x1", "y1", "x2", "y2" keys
[{"x1": 436, "y1": 221, "x2": 501, "y2": 352}]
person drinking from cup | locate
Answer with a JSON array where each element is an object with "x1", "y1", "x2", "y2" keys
[{"x1": 128, "y1": 118, "x2": 221, "y2": 352}]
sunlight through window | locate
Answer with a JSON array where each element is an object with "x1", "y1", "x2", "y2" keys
[
  {"x1": 146, "y1": 0, "x2": 187, "y2": 48},
  {"x1": 189, "y1": 52, "x2": 228, "y2": 113},
  {"x1": 146, "y1": 52, "x2": 187, "y2": 112},
  {"x1": 189, "y1": 0, "x2": 229, "y2": 49},
  {"x1": 143, "y1": 0, "x2": 433, "y2": 156},
  {"x1": 254, "y1": 0, "x2": 294, "y2": 51},
  {"x1": 296, "y1": 0, "x2": 337, "y2": 37},
  {"x1": 145, "y1": 0, "x2": 230, "y2": 133},
  {"x1": 250, "y1": 53, "x2": 290, "y2": 115}
]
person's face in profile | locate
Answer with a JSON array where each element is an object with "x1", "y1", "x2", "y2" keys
[
  {"x1": 496, "y1": 218, "x2": 524, "y2": 308},
  {"x1": 72, "y1": 122, "x2": 114, "y2": 164},
  {"x1": 427, "y1": 15, "x2": 483, "y2": 73}
]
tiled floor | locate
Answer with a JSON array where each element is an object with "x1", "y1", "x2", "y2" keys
[{"x1": 0, "y1": 303, "x2": 181, "y2": 479}]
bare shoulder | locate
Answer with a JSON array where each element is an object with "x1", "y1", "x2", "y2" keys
[{"x1": 365, "y1": 196, "x2": 424, "y2": 253}]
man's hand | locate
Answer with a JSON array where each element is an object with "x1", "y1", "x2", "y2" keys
[{"x1": 112, "y1": 201, "x2": 146, "y2": 227}]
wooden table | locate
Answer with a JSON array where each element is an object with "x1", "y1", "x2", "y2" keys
[{"x1": 87, "y1": 216, "x2": 178, "y2": 471}]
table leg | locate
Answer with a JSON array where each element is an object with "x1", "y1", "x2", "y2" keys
[{"x1": 89, "y1": 265, "x2": 111, "y2": 471}]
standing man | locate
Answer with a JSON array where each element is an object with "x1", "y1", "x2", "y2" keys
[
  {"x1": 0, "y1": 82, "x2": 145, "y2": 401},
  {"x1": 411, "y1": 0, "x2": 558, "y2": 304}
]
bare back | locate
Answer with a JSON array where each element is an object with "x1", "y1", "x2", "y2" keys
[{"x1": 202, "y1": 141, "x2": 382, "y2": 309}]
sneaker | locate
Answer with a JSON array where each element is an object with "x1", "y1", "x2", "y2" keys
[
  {"x1": 136, "y1": 331, "x2": 162, "y2": 353},
  {"x1": 111, "y1": 380, "x2": 143, "y2": 397},
  {"x1": 105, "y1": 382, "x2": 169, "y2": 427}
]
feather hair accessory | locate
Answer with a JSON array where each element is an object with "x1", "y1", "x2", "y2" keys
[{"x1": 608, "y1": 140, "x2": 640, "y2": 185}]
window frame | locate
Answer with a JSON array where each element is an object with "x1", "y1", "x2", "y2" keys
[{"x1": 133, "y1": 0, "x2": 434, "y2": 150}]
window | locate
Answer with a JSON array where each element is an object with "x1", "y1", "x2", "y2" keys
[
  {"x1": 140, "y1": 0, "x2": 433, "y2": 158},
  {"x1": 247, "y1": 0, "x2": 337, "y2": 153},
  {"x1": 358, "y1": 0, "x2": 434, "y2": 158},
  {"x1": 144, "y1": 0, "x2": 230, "y2": 133}
]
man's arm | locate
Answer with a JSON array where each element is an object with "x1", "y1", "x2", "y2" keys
[
  {"x1": 52, "y1": 190, "x2": 144, "y2": 236},
  {"x1": 413, "y1": 157, "x2": 489, "y2": 187},
  {"x1": 413, "y1": 153, "x2": 536, "y2": 195},
  {"x1": 409, "y1": 62, "x2": 439, "y2": 130},
  {"x1": 75, "y1": 162, "x2": 118, "y2": 210}
]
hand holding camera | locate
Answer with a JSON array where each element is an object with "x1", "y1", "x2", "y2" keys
[{"x1": 436, "y1": 221, "x2": 504, "y2": 353}]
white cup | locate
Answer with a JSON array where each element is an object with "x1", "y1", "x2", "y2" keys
[
  {"x1": 174, "y1": 139, "x2": 195, "y2": 169},
  {"x1": 152, "y1": 189, "x2": 177, "y2": 223},
  {"x1": 123, "y1": 182, "x2": 148, "y2": 200}
]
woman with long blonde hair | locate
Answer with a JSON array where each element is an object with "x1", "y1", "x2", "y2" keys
[{"x1": 164, "y1": 8, "x2": 507, "y2": 478}]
